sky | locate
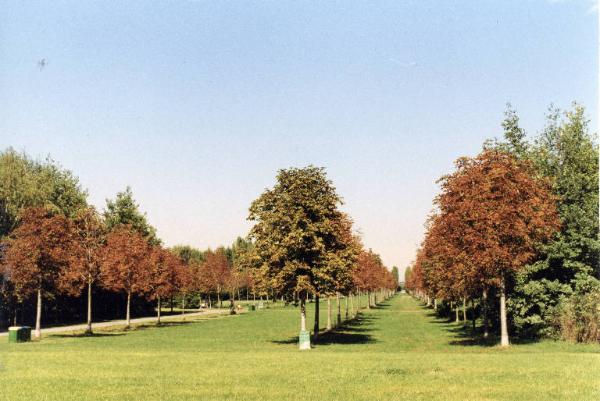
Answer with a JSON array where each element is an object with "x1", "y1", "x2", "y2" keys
[{"x1": 1, "y1": 1, "x2": 597, "y2": 278}]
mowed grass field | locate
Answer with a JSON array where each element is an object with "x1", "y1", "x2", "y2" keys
[{"x1": 1, "y1": 295, "x2": 599, "y2": 401}]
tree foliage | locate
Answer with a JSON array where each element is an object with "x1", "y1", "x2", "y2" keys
[
  {"x1": 0, "y1": 148, "x2": 87, "y2": 237},
  {"x1": 104, "y1": 187, "x2": 159, "y2": 245}
]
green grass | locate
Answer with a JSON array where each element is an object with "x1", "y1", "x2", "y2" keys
[{"x1": 1, "y1": 294, "x2": 598, "y2": 401}]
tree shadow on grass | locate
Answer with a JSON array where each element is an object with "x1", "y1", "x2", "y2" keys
[
  {"x1": 271, "y1": 313, "x2": 378, "y2": 346},
  {"x1": 426, "y1": 314, "x2": 542, "y2": 347},
  {"x1": 133, "y1": 321, "x2": 194, "y2": 331},
  {"x1": 51, "y1": 321, "x2": 195, "y2": 338},
  {"x1": 51, "y1": 332, "x2": 125, "y2": 338},
  {"x1": 369, "y1": 301, "x2": 393, "y2": 310}
]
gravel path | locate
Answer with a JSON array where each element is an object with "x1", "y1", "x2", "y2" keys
[{"x1": 0, "y1": 308, "x2": 230, "y2": 336}]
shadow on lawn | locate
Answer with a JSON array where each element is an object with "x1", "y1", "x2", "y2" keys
[
  {"x1": 271, "y1": 313, "x2": 378, "y2": 346},
  {"x1": 133, "y1": 321, "x2": 194, "y2": 331},
  {"x1": 369, "y1": 303, "x2": 392, "y2": 310},
  {"x1": 422, "y1": 307, "x2": 541, "y2": 347},
  {"x1": 51, "y1": 332, "x2": 125, "y2": 338},
  {"x1": 51, "y1": 321, "x2": 194, "y2": 338}
]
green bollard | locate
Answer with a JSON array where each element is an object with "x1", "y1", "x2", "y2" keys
[
  {"x1": 8, "y1": 326, "x2": 31, "y2": 343},
  {"x1": 298, "y1": 330, "x2": 311, "y2": 350}
]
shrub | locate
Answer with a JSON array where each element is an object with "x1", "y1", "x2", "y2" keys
[{"x1": 556, "y1": 275, "x2": 600, "y2": 343}]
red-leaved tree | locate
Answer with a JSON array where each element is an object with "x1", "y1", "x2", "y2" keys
[
  {"x1": 100, "y1": 225, "x2": 151, "y2": 329},
  {"x1": 2, "y1": 207, "x2": 78, "y2": 339}
]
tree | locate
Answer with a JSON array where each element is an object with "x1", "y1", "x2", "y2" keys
[
  {"x1": 57, "y1": 207, "x2": 105, "y2": 334},
  {"x1": 489, "y1": 104, "x2": 599, "y2": 337},
  {"x1": 436, "y1": 150, "x2": 560, "y2": 346},
  {"x1": 1, "y1": 207, "x2": 78, "y2": 339},
  {"x1": 229, "y1": 237, "x2": 255, "y2": 300},
  {"x1": 171, "y1": 245, "x2": 204, "y2": 265},
  {"x1": 391, "y1": 266, "x2": 400, "y2": 289},
  {"x1": 0, "y1": 148, "x2": 87, "y2": 238},
  {"x1": 201, "y1": 248, "x2": 231, "y2": 308},
  {"x1": 104, "y1": 187, "x2": 159, "y2": 245},
  {"x1": 100, "y1": 225, "x2": 151, "y2": 329},
  {"x1": 146, "y1": 247, "x2": 185, "y2": 324},
  {"x1": 318, "y1": 213, "x2": 359, "y2": 336},
  {"x1": 248, "y1": 166, "x2": 348, "y2": 349},
  {"x1": 404, "y1": 266, "x2": 412, "y2": 290}
]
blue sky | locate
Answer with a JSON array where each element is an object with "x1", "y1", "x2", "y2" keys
[{"x1": 1, "y1": 1, "x2": 597, "y2": 275}]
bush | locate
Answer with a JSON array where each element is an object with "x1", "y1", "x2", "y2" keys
[{"x1": 556, "y1": 275, "x2": 600, "y2": 343}]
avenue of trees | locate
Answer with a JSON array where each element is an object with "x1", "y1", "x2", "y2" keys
[
  {"x1": 247, "y1": 166, "x2": 396, "y2": 348},
  {"x1": 0, "y1": 151, "x2": 397, "y2": 345},
  {"x1": 406, "y1": 104, "x2": 600, "y2": 345}
]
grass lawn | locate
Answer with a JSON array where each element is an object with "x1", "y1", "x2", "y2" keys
[{"x1": 0, "y1": 294, "x2": 598, "y2": 401}]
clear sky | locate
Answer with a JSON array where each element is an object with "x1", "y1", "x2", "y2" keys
[{"x1": 1, "y1": 1, "x2": 597, "y2": 276}]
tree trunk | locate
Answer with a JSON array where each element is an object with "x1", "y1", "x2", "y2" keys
[
  {"x1": 326, "y1": 296, "x2": 332, "y2": 330},
  {"x1": 336, "y1": 292, "x2": 341, "y2": 326},
  {"x1": 299, "y1": 296, "x2": 310, "y2": 350},
  {"x1": 455, "y1": 302, "x2": 459, "y2": 323},
  {"x1": 313, "y1": 295, "x2": 320, "y2": 341},
  {"x1": 366, "y1": 291, "x2": 371, "y2": 309},
  {"x1": 482, "y1": 289, "x2": 489, "y2": 339},
  {"x1": 34, "y1": 289, "x2": 42, "y2": 339},
  {"x1": 471, "y1": 299, "x2": 476, "y2": 332},
  {"x1": 217, "y1": 289, "x2": 221, "y2": 309},
  {"x1": 86, "y1": 278, "x2": 93, "y2": 334},
  {"x1": 350, "y1": 293, "x2": 355, "y2": 317},
  {"x1": 126, "y1": 291, "x2": 131, "y2": 329},
  {"x1": 300, "y1": 297, "x2": 307, "y2": 332},
  {"x1": 462, "y1": 297, "x2": 467, "y2": 325},
  {"x1": 229, "y1": 291, "x2": 236, "y2": 314},
  {"x1": 157, "y1": 296, "x2": 161, "y2": 325},
  {"x1": 182, "y1": 294, "x2": 186, "y2": 318},
  {"x1": 170, "y1": 296, "x2": 174, "y2": 313},
  {"x1": 500, "y1": 277, "x2": 509, "y2": 346},
  {"x1": 345, "y1": 295, "x2": 349, "y2": 320},
  {"x1": 434, "y1": 298, "x2": 437, "y2": 311}
]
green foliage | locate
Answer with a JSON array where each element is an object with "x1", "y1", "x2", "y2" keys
[
  {"x1": 556, "y1": 274, "x2": 600, "y2": 343},
  {"x1": 249, "y1": 166, "x2": 358, "y2": 298},
  {"x1": 228, "y1": 236, "x2": 254, "y2": 268},
  {"x1": 491, "y1": 104, "x2": 599, "y2": 338},
  {"x1": 496, "y1": 103, "x2": 529, "y2": 158},
  {"x1": 404, "y1": 266, "x2": 412, "y2": 286},
  {"x1": 531, "y1": 105, "x2": 599, "y2": 278},
  {"x1": 0, "y1": 148, "x2": 87, "y2": 237},
  {"x1": 391, "y1": 266, "x2": 400, "y2": 287},
  {"x1": 248, "y1": 166, "x2": 350, "y2": 297},
  {"x1": 171, "y1": 245, "x2": 204, "y2": 264},
  {"x1": 104, "y1": 187, "x2": 160, "y2": 245}
]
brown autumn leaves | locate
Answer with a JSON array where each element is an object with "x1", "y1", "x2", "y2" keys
[
  {"x1": 406, "y1": 149, "x2": 560, "y2": 345},
  {"x1": 0, "y1": 206, "x2": 241, "y2": 336}
]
